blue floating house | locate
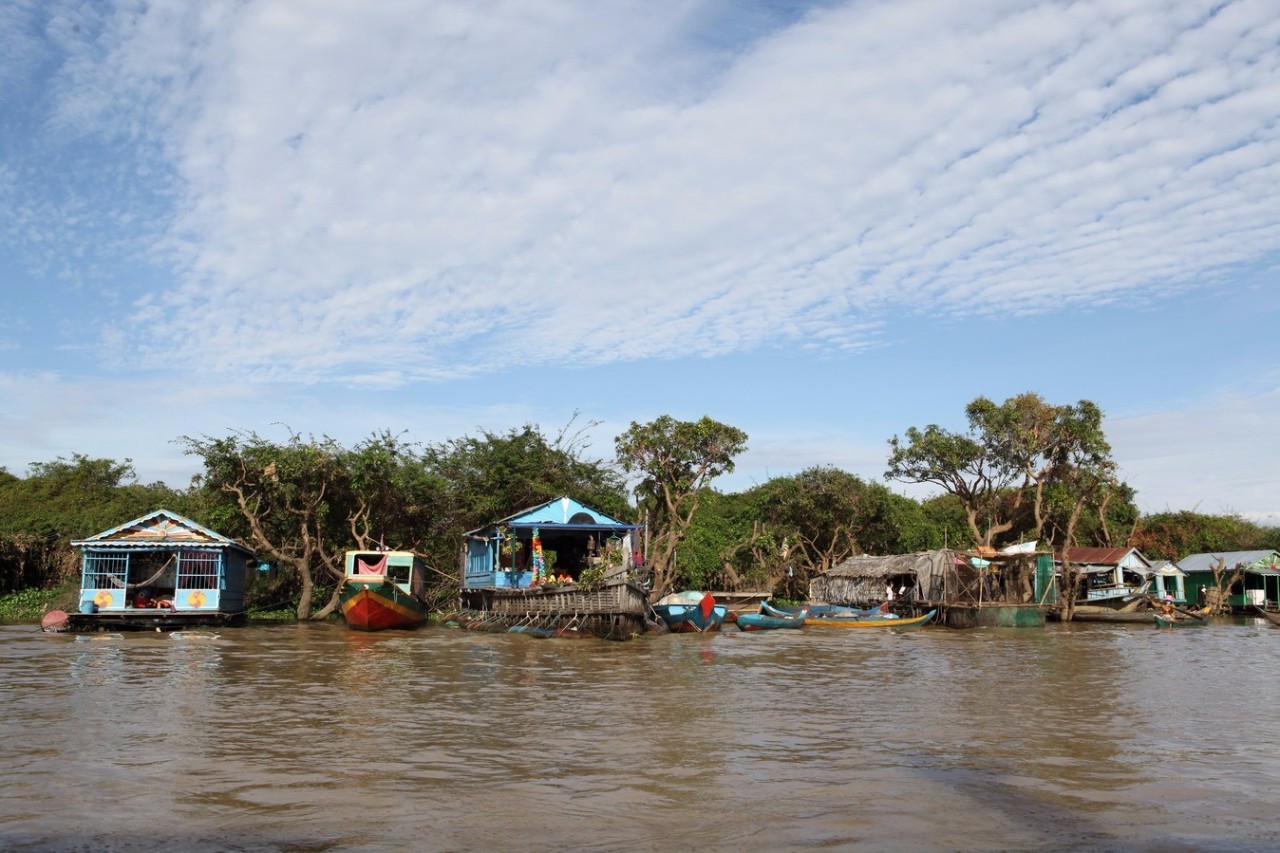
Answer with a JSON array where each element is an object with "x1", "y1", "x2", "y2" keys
[
  {"x1": 458, "y1": 496, "x2": 651, "y2": 640},
  {"x1": 463, "y1": 496, "x2": 643, "y2": 590},
  {"x1": 68, "y1": 509, "x2": 258, "y2": 631}
]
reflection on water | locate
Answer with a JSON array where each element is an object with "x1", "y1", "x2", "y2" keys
[{"x1": 3, "y1": 619, "x2": 1279, "y2": 851}]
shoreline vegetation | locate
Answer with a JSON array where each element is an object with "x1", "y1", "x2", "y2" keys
[{"x1": 3, "y1": 399, "x2": 1277, "y2": 620}]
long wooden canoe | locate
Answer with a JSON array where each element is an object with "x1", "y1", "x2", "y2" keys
[
  {"x1": 1254, "y1": 607, "x2": 1280, "y2": 627},
  {"x1": 806, "y1": 609, "x2": 936, "y2": 628}
]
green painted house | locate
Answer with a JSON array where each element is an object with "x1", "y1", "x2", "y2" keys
[{"x1": 1176, "y1": 550, "x2": 1280, "y2": 610}]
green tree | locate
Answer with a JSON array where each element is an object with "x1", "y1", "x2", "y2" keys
[
  {"x1": 0, "y1": 455, "x2": 186, "y2": 540},
  {"x1": 756, "y1": 467, "x2": 864, "y2": 577},
  {"x1": 615, "y1": 415, "x2": 748, "y2": 599},
  {"x1": 1131, "y1": 510, "x2": 1280, "y2": 561},
  {"x1": 0, "y1": 455, "x2": 188, "y2": 592},
  {"x1": 887, "y1": 393, "x2": 1118, "y2": 549},
  {"x1": 181, "y1": 429, "x2": 445, "y2": 619},
  {"x1": 424, "y1": 419, "x2": 629, "y2": 536}
]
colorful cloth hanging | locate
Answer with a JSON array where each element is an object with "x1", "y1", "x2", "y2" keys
[{"x1": 531, "y1": 528, "x2": 545, "y2": 584}]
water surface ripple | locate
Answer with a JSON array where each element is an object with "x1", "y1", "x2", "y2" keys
[{"x1": 3, "y1": 620, "x2": 1278, "y2": 851}]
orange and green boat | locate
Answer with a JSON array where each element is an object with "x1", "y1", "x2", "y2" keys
[{"x1": 339, "y1": 550, "x2": 430, "y2": 631}]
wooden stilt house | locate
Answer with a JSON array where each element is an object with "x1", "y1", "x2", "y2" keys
[
  {"x1": 809, "y1": 552, "x2": 939, "y2": 608},
  {"x1": 1055, "y1": 547, "x2": 1152, "y2": 607},
  {"x1": 810, "y1": 548, "x2": 1054, "y2": 627}
]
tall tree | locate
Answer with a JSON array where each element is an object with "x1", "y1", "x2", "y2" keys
[
  {"x1": 615, "y1": 415, "x2": 747, "y2": 599},
  {"x1": 756, "y1": 467, "x2": 865, "y2": 579},
  {"x1": 0, "y1": 455, "x2": 187, "y2": 591},
  {"x1": 886, "y1": 393, "x2": 1119, "y2": 549},
  {"x1": 885, "y1": 421, "x2": 1008, "y2": 548},
  {"x1": 181, "y1": 429, "x2": 443, "y2": 619},
  {"x1": 422, "y1": 418, "x2": 631, "y2": 555}
]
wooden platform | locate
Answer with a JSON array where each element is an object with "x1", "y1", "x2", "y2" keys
[{"x1": 458, "y1": 578, "x2": 651, "y2": 640}]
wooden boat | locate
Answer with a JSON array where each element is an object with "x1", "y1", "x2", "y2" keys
[
  {"x1": 767, "y1": 602, "x2": 878, "y2": 618},
  {"x1": 652, "y1": 591, "x2": 728, "y2": 633},
  {"x1": 737, "y1": 609, "x2": 805, "y2": 631},
  {"x1": 1153, "y1": 613, "x2": 1206, "y2": 628},
  {"x1": 806, "y1": 609, "x2": 937, "y2": 628},
  {"x1": 1070, "y1": 606, "x2": 1157, "y2": 624},
  {"x1": 1254, "y1": 607, "x2": 1280, "y2": 627},
  {"x1": 339, "y1": 551, "x2": 430, "y2": 631}
]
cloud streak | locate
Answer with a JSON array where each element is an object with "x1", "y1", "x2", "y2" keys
[{"x1": 28, "y1": 0, "x2": 1275, "y2": 384}]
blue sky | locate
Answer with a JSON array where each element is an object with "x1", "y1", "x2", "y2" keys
[{"x1": 2, "y1": 0, "x2": 1279, "y2": 523}]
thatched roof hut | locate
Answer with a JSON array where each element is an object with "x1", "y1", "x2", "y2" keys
[{"x1": 810, "y1": 551, "x2": 952, "y2": 606}]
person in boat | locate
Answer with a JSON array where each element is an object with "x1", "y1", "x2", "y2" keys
[
  {"x1": 875, "y1": 601, "x2": 899, "y2": 619},
  {"x1": 1158, "y1": 596, "x2": 1178, "y2": 620}
]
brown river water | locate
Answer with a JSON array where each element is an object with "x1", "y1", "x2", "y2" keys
[{"x1": 2, "y1": 619, "x2": 1279, "y2": 852}]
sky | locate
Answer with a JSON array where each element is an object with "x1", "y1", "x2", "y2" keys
[{"x1": 2, "y1": 0, "x2": 1279, "y2": 525}]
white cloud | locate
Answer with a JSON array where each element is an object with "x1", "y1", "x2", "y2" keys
[
  {"x1": 0, "y1": 369, "x2": 553, "y2": 486},
  {"x1": 1109, "y1": 388, "x2": 1280, "y2": 524},
  {"x1": 31, "y1": 0, "x2": 1276, "y2": 383}
]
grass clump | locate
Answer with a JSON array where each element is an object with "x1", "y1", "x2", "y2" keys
[{"x1": 0, "y1": 583, "x2": 77, "y2": 623}]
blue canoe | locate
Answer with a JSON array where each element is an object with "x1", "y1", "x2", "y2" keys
[
  {"x1": 764, "y1": 601, "x2": 881, "y2": 619},
  {"x1": 738, "y1": 610, "x2": 806, "y2": 631}
]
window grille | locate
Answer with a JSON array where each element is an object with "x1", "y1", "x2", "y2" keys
[
  {"x1": 84, "y1": 551, "x2": 128, "y2": 590},
  {"x1": 178, "y1": 550, "x2": 220, "y2": 590}
]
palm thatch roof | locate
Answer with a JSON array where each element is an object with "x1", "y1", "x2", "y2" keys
[{"x1": 824, "y1": 552, "x2": 942, "y2": 578}]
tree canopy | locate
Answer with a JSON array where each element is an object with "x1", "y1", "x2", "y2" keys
[
  {"x1": 615, "y1": 415, "x2": 748, "y2": 598},
  {"x1": 886, "y1": 393, "x2": 1123, "y2": 549},
  {"x1": 2, "y1": 400, "x2": 1274, "y2": 611}
]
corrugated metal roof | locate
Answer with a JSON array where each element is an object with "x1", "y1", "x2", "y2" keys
[
  {"x1": 1143, "y1": 560, "x2": 1186, "y2": 577},
  {"x1": 1175, "y1": 550, "x2": 1280, "y2": 574},
  {"x1": 1057, "y1": 547, "x2": 1146, "y2": 566}
]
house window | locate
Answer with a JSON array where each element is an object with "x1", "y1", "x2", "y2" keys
[
  {"x1": 178, "y1": 550, "x2": 220, "y2": 590},
  {"x1": 84, "y1": 551, "x2": 128, "y2": 589}
]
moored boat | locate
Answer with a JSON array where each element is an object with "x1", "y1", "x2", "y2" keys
[
  {"x1": 737, "y1": 609, "x2": 806, "y2": 631},
  {"x1": 1254, "y1": 607, "x2": 1280, "y2": 627},
  {"x1": 653, "y1": 591, "x2": 727, "y2": 633},
  {"x1": 805, "y1": 609, "x2": 937, "y2": 628},
  {"x1": 765, "y1": 601, "x2": 878, "y2": 618},
  {"x1": 1069, "y1": 605, "x2": 1157, "y2": 624},
  {"x1": 339, "y1": 550, "x2": 430, "y2": 631}
]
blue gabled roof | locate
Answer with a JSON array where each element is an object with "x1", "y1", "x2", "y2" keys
[
  {"x1": 71, "y1": 509, "x2": 255, "y2": 555},
  {"x1": 468, "y1": 496, "x2": 639, "y2": 535}
]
